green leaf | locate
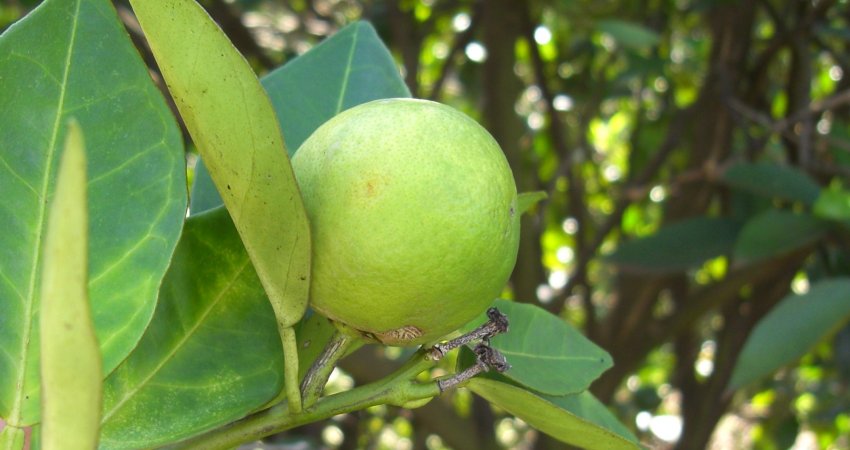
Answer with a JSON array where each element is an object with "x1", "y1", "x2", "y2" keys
[
  {"x1": 476, "y1": 300, "x2": 611, "y2": 396},
  {"x1": 732, "y1": 210, "x2": 828, "y2": 266},
  {"x1": 0, "y1": 0, "x2": 186, "y2": 427},
  {"x1": 517, "y1": 191, "x2": 547, "y2": 215},
  {"x1": 597, "y1": 19, "x2": 660, "y2": 51},
  {"x1": 39, "y1": 122, "x2": 101, "y2": 450},
  {"x1": 100, "y1": 207, "x2": 284, "y2": 449},
  {"x1": 729, "y1": 278, "x2": 850, "y2": 389},
  {"x1": 265, "y1": 21, "x2": 411, "y2": 155},
  {"x1": 129, "y1": 0, "x2": 311, "y2": 331},
  {"x1": 813, "y1": 186, "x2": 850, "y2": 223},
  {"x1": 191, "y1": 21, "x2": 410, "y2": 215},
  {"x1": 468, "y1": 378, "x2": 640, "y2": 450},
  {"x1": 722, "y1": 162, "x2": 821, "y2": 205},
  {"x1": 606, "y1": 217, "x2": 741, "y2": 273}
]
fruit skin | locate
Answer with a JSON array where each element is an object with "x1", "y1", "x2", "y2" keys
[{"x1": 292, "y1": 98, "x2": 519, "y2": 346}]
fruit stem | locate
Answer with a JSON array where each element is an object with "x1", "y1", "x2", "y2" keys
[
  {"x1": 166, "y1": 350, "x2": 439, "y2": 450},
  {"x1": 428, "y1": 307, "x2": 509, "y2": 360},
  {"x1": 300, "y1": 328, "x2": 359, "y2": 408},
  {"x1": 281, "y1": 327, "x2": 302, "y2": 413}
]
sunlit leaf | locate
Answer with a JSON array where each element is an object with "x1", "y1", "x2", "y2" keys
[
  {"x1": 729, "y1": 278, "x2": 850, "y2": 389},
  {"x1": 39, "y1": 122, "x2": 101, "y2": 450},
  {"x1": 100, "y1": 208, "x2": 284, "y2": 449},
  {"x1": 191, "y1": 21, "x2": 410, "y2": 214},
  {"x1": 0, "y1": 0, "x2": 186, "y2": 427},
  {"x1": 606, "y1": 217, "x2": 741, "y2": 273},
  {"x1": 469, "y1": 378, "x2": 640, "y2": 450},
  {"x1": 130, "y1": 0, "x2": 311, "y2": 331}
]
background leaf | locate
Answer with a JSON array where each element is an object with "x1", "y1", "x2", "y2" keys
[
  {"x1": 597, "y1": 19, "x2": 660, "y2": 51},
  {"x1": 191, "y1": 20, "x2": 410, "y2": 214},
  {"x1": 605, "y1": 217, "x2": 741, "y2": 273},
  {"x1": 0, "y1": 0, "x2": 186, "y2": 427},
  {"x1": 99, "y1": 207, "x2": 284, "y2": 449},
  {"x1": 517, "y1": 191, "x2": 547, "y2": 215},
  {"x1": 130, "y1": 0, "x2": 310, "y2": 329},
  {"x1": 813, "y1": 186, "x2": 850, "y2": 223},
  {"x1": 39, "y1": 122, "x2": 101, "y2": 450},
  {"x1": 471, "y1": 300, "x2": 612, "y2": 396},
  {"x1": 732, "y1": 210, "x2": 828, "y2": 266},
  {"x1": 468, "y1": 378, "x2": 640, "y2": 450},
  {"x1": 729, "y1": 278, "x2": 850, "y2": 389},
  {"x1": 722, "y1": 162, "x2": 821, "y2": 205}
]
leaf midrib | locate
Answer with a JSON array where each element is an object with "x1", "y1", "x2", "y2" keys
[{"x1": 6, "y1": 0, "x2": 82, "y2": 434}]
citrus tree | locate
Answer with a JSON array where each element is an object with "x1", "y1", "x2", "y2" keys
[{"x1": 0, "y1": 0, "x2": 640, "y2": 448}]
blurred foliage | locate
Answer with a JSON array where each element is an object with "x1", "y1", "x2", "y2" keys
[{"x1": 7, "y1": 0, "x2": 850, "y2": 448}]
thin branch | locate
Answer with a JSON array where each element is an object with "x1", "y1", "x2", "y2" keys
[{"x1": 428, "y1": 3, "x2": 483, "y2": 101}]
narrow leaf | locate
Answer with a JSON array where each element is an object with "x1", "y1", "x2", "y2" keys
[
  {"x1": 471, "y1": 300, "x2": 611, "y2": 396},
  {"x1": 606, "y1": 217, "x2": 741, "y2": 273},
  {"x1": 0, "y1": 0, "x2": 186, "y2": 426},
  {"x1": 732, "y1": 210, "x2": 828, "y2": 266},
  {"x1": 39, "y1": 122, "x2": 101, "y2": 450},
  {"x1": 129, "y1": 0, "x2": 311, "y2": 328},
  {"x1": 517, "y1": 191, "x2": 547, "y2": 215},
  {"x1": 722, "y1": 162, "x2": 821, "y2": 205},
  {"x1": 191, "y1": 21, "x2": 410, "y2": 214},
  {"x1": 729, "y1": 278, "x2": 850, "y2": 389},
  {"x1": 100, "y1": 208, "x2": 284, "y2": 449},
  {"x1": 469, "y1": 378, "x2": 640, "y2": 450}
]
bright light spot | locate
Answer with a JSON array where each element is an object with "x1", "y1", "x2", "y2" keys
[
  {"x1": 562, "y1": 217, "x2": 578, "y2": 234},
  {"x1": 527, "y1": 112, "x2": 545, "y2": 130},
  {"x1": 654, "y1": 77, "x2": 668, "y2": 92},
  {"x1": 322, "y1": 425, "x2": 344, "y2": 446},
  {"x1": 556, "y1": 246, "x2": 574, "y2": 264},
  {"x1": 426, "y1": 435, "x2": 445, "y2": 449},
  {"x1": 496, "y1": 418, "x2": 520, "y2": 446},
  {"x1": 636, "y1": 411, "x2": 652, "y2": 431},
  {"x1": 792, "y1": 276, "x2": 810, "y2": 294},
  {"x1": 557, "y1": 63, "x2": 574, "y2": 78},
  {"x1": 536, "y1": 284, "x2": 554, "y2": 303},
  {"x1": 650, "y1": 414, "x2": 683, "y2": 442},
  {"x1": 604, "y1": 165, "x2": 622, "y2": 182},
  {"x1": 553, "y1": 94, "x2": 573, "y2": 111},
  {"x1": 325, "y1": 368, "x2": 353, "y2": 394},
  {"x1": 627, "y1": 375, "x2": 640, "y2": 391},
  {"x1": 525, "y1": 85, "x2": 542, "y2": 103},
  {"x1": 695, "y1": 359, "x2": 714, "y2": 377},
  {"x1": 599, "y1": 34, "x2": 615, "y2": 51},
  {"x1": 817, "y1": 118, "x2": 831, "y2": 135},
  {"x1": 432, "y1": 41, "x2": 449, "y2": 59},
  {"x1": 465, "y1": 42, "x2": 488, "y2": 62},
  {"x1": 452, "y1": 12, "x2": 471, "y2": 32},
  {"x1": 829, "y1": 65, "x2": 844, "y2": 81},
  {"x1": 548, "y1": 270, "x2": 568, "y2": 289},
  {"x1": 277, "y1": 14, "x2": 299, "y2": 33},
  {"x1": 534, "y1": 25, "x2": 552, "y2": 45},
  {"x1": 649, "y1": 185, "x2": 666, "y2": 202}
]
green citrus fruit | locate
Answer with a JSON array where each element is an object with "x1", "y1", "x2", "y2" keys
[{"x1": 292, "y1": 98, "x2": 519, "y2": 346}]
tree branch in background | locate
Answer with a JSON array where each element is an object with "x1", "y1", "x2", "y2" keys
[{"x1": 428, "y1": 2, "x2": 483, "y2": 101}]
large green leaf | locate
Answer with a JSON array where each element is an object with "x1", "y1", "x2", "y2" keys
[
  {"x1": 468, "y1": 378, "x2": 640, "y2": 450},
  {"x1": 191, "y1": 21, "x2": 410, "y2": 214},
  {"x1": 729, "y1": 278, "x2": 850, "y2": 389},
  {"x1": 100, "y1": 208, "x2": 284, "y2": 449},
  {"x1": 0, "y1": 0, "x2": 186, "y2": 427},
  {"x1": 732, "y1": 210, "x2": 828, "y2": 266},
  {"x1": 472, "y1": 300, "x2": 611, "y2": 396},
  {"x1": 130, "y1": 0, "x2": 311, "y2": 330},
  {"x1": 39, "y1": 122, "x2": 101, "y2": 450},
  {"x1": 606, "y1": 217, "x2": 741, "y2": 273},
  {"x1": 722, "y1": 162, "x2": 821, "y2": 206}
]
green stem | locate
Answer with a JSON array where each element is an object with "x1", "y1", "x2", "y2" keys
[
  {"x1": 281, "y1": 327, "x2": 302, "y2": 413},
  {"x1": 300, "y1": 329, "x2": 359, "y2": 408},
  {"x1": 167, "y1": 351, "x2": 438, "y2": 450}
]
